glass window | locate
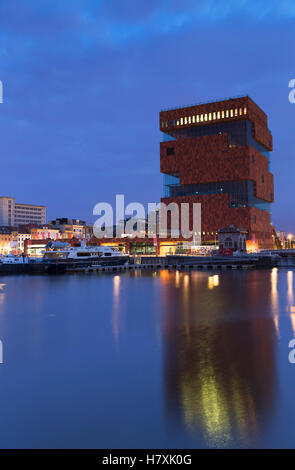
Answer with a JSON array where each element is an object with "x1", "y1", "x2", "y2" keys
[
  {"x1": 222, "y1": 110, "x2": 225, "y2": 118},
  {"x1": 176, "y1": 120, "x2": 179, "y2": 126},
  {"x1": 180, "y1": 117, "x2": 184, "y2": 125},
  {"x1": 184, "y1": 117, "x2": 187, "y2": 124},
  {"x1": 213, "y1": 112, "x2": 216, "y2": 120},
  {"x1": 200, "y1": 114, "x2": 203, "y2": 122},
  {"x1": 188, "y1": 116, "x2": 191, "y2": 124},
  {"x1": 244, "y1": 107, "x2": 247, "y2": 115},
  {"x1": 217, "y1": 111, "x2": 221, "y2": 119},
  {"x1": 230, "y1": 109, "x2": 234, "y2": 117},
  {"x1": 204, "y1": 114, "x2": 208, "y2": 121},
  {"x1": 209, "y1": 113, "x2": 212, "y2": 121},
  {"x1": 235, "y1": 108, "x2": 238, "y2": 116},
  {"x1": 192, "y1": 115, "x2": 195, "y2": 123},
  {"x1": 226, "y1": 110, "x2": 229, "y2": 118},
  {"x1": 196, "y1": 115, "x2": 200, "y2": 122},
  {"x1": 239, "y1": 108, "x2": 243, "y2": 115}
]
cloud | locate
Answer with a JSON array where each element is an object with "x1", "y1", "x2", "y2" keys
[{"x1": 0, "y1": 0, "x2": 293, "y2": 229}]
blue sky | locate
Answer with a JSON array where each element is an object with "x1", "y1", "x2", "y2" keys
[{"x1": 0, "y1": 0, "x2": 294, "y2": 231}]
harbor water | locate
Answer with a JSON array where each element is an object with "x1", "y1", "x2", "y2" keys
[{"x1": 0, "y1": 268, "x2": 294, "y2": 448}]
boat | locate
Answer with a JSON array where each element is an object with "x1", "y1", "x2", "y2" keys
[
  {"x1": 43, "y1": 241, "x2": 129, "y2": 266},
  {"x1": 0, "y1": 254, "x2": 28, "y2": 264}
]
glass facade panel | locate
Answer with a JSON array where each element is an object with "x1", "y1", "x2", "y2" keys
[{"x1": 163, "y1": 178, "x2": 271, "y2": 212}]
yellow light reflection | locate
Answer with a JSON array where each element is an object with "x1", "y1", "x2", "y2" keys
[
  {"x1": 175, "y1": 270, "x2": 180, "y2": 288},
  {"x1": 208, "y1": 275, "x2": 219, "y2": 290},
  {"x1": 270, "y1": 268, "x2": 279, "y2": 336}
]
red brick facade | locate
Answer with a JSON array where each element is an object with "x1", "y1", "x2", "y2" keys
[{"x1": 160, "y1": 96, "x2": 274, "y2": 249}]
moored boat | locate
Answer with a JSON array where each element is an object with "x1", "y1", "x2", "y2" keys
[{"x1": 43, "y1": 241, "x2": 129, "y2": 266}]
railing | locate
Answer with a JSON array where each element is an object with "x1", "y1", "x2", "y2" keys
[{"x1": 160, "y1": 95, "x2": 249, "y2": 112}]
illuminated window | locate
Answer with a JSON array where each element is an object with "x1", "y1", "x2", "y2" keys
[
  {"x1": 188, "y1": 116, "x2": 191, "y2": 124},
  {"x1": 176, "y1": 120, "x2": 180, "y2": 126},
  {"x1": 221, "y1": 110, "x2": 225, "y2": 118},
  {"x1": 204, "y1": 114, "x2": 208, "y2": 121},
  {"x1": 230, "y1": 109, "x2": 234, "y2": 117},
  {"x1": 192, "y1": 115, "x2": 195, "y2": 123},
  {"x1": 239, "y1": 108, "x2": 243, "y2": 115},
  {"x1": 235, "y1": 108, "x2": 238, "y2": 116},
  {"x1": 244, "y1": 107, "x2": 247, "y2": 115},
  {"x1": 217, "y1": 111, "x2": 221, "y2": 119},
  {"x1": 180, "y1": 117, "x2": 184, "y2": 125},
  {"x1": 196, "y1": 115, "x2": 200, "y2": 122},
  {"x1": 213, "y1": 112, "x2": 216, "y2": 120},
  {"x1": 161, "y1": 121, "x2": 164, "y2": 128},
  {"x1": 209, "y1": 113, "x2": 212, "y2": 121},
  {"x1": 165, "y1": 121, "x2": 168, "y2": 127},
  {"x1": 226, "y1": 110, "x2": 229, "y2": 118},
  {"x1": 200, "y1": 114, "x2": 203, "y2": 122},
  {"x1": 184, "y1": 117, "x2": 187, "y2": 124}
]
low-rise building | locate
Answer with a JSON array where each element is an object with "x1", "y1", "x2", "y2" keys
[
  {"x1": 218, "y1": 225, "x2": 248, "y2": 253},
  {"x1": 0, "y1": 227, "x2": 18, "y2": 254},
  {"x1": 17, "y1": 231, "x2": 32, "y2": 253},
  {"x1": 30, "y1": 225, "x2": 61, "y2": 241},
  {"x1": 49, "y1": 218, "x2": 86, "y2": 239}
]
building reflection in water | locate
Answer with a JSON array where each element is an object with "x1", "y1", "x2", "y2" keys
[
  {"x1": 287, "y1": 270, "x2": 295, "y2": 336},
  {"x1": 160, "y1": 270, "x2": 277, "y2": 448},
  {"x1": 112, "y1": 275, "x2": 121, "y2": 343},
  {"x1": 271, "y1": 268, "x2": 279, "y2": 337},
  {"x1": 0, "y1": 283, "x2": 6, "y2": 315}
]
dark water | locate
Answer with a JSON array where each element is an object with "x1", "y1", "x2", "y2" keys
[{"x1": 0, "y1": 268, "x2": 294, "y2": 449}]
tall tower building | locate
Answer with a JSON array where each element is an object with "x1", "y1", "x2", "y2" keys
[{"x1": 160, "y1": 96, "x2": 274, "y2": 249}]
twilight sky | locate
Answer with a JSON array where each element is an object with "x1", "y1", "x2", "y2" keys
[{"x1": 0, "y1": 0, "x2": 294, "y2": 231}]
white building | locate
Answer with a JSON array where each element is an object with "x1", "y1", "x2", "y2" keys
[
  {"x1": 0, "y1": 197, "x2": 46, "y2": 227},
  {"x1": 17, "y1": 232, "x2": 32, "y2": 252}
]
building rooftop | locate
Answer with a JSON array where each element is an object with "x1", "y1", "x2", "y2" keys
[{"x1": 160, "y1": 94, "x2": 249, "y2": 112}]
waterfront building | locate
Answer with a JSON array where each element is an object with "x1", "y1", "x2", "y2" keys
[
  {"x1": 218, "y1": 225, "x2": 247, "y2": 253},
  {"x1": 17, "y1": 230, "x2": 32, "y2": 253},
  {"x1": 49, "y1": 218, "x2": 85, "y2": 239},
  {"x1": 0, "y1": 227, "x2": 18, "y2": 254},
  {"x1": 30, "y1": 225, "x2": 61, "y2": 241},
  {"x1": 0, "y1": 196, "x2": 46, "y2": 227},
  {"x1": 159, "y1": 96, "x2": 274, "y2": 249}
]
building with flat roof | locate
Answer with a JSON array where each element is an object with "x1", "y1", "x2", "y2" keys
[
  {"x1": 159, "y1": 96, "x2": 274, "y2": 249},
  {"x1": 0, "y1": 197, "x2": 46, "y2": 227}
]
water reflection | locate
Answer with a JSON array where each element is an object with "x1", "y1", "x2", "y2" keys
[
  {"x1": 112, "y1": 275, "x2": 121, "y2": 343},
  {"x1": 271, "y1": 268, "x2": 279, "y2": 336},
  {"x1": 161, "y1": 271, "x2": 277, "y2": 448}
]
